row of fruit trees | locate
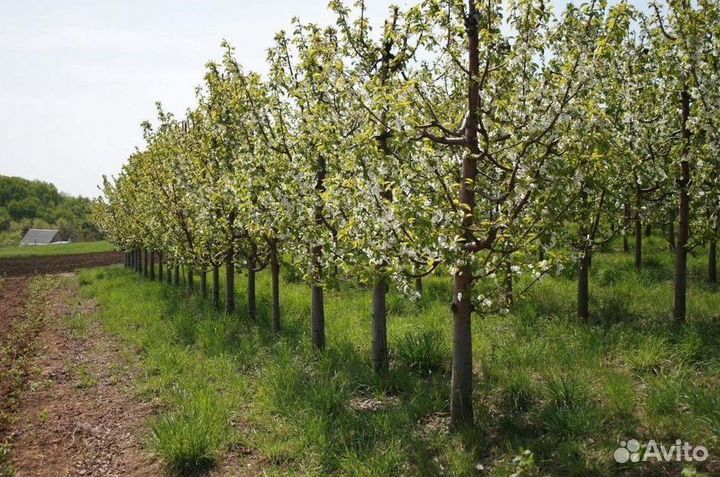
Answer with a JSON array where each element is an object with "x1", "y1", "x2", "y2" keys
[{"x1": 92, "y1": 0, "x2": 720, "y2": 429}]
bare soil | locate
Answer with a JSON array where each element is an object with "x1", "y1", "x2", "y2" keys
[
  {"x1": 2, "y1": 272, "x2": 267, "y2": 477},
  {"x1": 0, "y1": 278, "x2": 29, "y2": 348},
  {"x1": 4, "y1": 276, "x2": 161, "y2": 477},
  {"x1": 0, "y1": 252, "x2": 122, "y2": 278}
]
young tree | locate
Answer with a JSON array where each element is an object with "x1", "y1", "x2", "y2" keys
[
  {"x1": 412, "y1": 0, "x2": 610, "y2": 428},
  {"x1": 329, "y1": 1, "x2": 443, "y2": 373},
  {"x1": 267, "y1": 20, "x2": 354, "y2": 349},
  {"x1": 647, "y1": 0, "x2": 720, "y2": 322}
]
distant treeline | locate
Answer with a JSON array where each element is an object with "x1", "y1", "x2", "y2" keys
[{"x1": 0, "y1": 175, "x2": 101, "y2": 246}]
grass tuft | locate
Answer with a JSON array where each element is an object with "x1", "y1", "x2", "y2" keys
[{"x1": 394, "y1": 329, "x2": 448, "y2": 375}]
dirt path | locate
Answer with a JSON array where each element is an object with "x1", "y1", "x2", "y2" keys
[
  {"x1": 0, "y1": 252, "x2": 122, "y2": 278},
  {"x1": 0, "y1": 278, "x2": 30, "y2": 347},
  {"x1": 4, "y1": 275, "x2": 161, "y2": 477}
]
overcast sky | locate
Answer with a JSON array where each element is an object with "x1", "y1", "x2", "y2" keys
[{"x1": 0, "y1": 0, "x2": 638, "y2": 198}]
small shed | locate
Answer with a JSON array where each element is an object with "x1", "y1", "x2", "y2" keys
[{"x1": 20, "y1": 229, "x2": 65, "y2": 246}]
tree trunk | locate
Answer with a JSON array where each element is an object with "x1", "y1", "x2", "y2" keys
[
  {"x1": 635, "y1": 215, "x2": 642, "y2": 271},
  {"x1": 577, "y1": 252, "x2": 590, "y2": 321},
  {"x1": 449, "y1": 0, "x2": 480, "y2": 430},
  {"x1": 623, "y1": 205, "x2": 631, "y2": 253},
  {"x1": 200, "y1": 270, "x2": 207, "y2": 298},
  {"x1": 158, "y1": 252, "x2": 163, "y2": 282},
  {"x1": 212, "y1": 265, "x2": 220, "y2": 309},
  {"x1": 451, "y1": 265, "x2": 473, "y2": 429},
  {"x1": 372, "y1": 274, "x2": 389, "y2": 374},
  {"x1": 415, "y1": 277, "x2": 423, "y2": 295},
  {"x1": 270, "y1": 242, "x2": 281, "y2": 333},
  {"x1": 311, "y1": 284, "x2": 325, "y2": 350},
  {"x1": 173, "y1": 265, "x2": 180, "y2": 287},
  {"x1": 674, "y1": 87, "x2": 690, "y2": 324},
  {"x1": 645, "y1": 224, "x2": 652, "y2": 237},
  {"x1": 709, "y1": 240, "x2": 717, "y2": 283},
  {"x1": 149, "y1": 251, "x2": 155, "y2": 280},
  {"x1": 504, "y1": 259, "x2": 513, "y2": 308},
  {"x1": 311, "y1": 150, "x2": 327, "y2": 350},
  {"x1": 247, "y1": 257, "x2": 256, "y2": 322},
  {"x1": 143, "y1": 249, "x2": 149, "y2": 277},
  {"x1": 187, "y1": 267, "x2": 194, "y2": 293},
  {"x1": 225, "y1": 250, "x2": 235, "y2": 315}
]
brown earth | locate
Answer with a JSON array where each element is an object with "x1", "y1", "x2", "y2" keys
[
  {"x1": 2, "y1": 272, "x2": 267, "y2": 477},
  {"x1": 0, "y1": 278, "x2": 30, "y2": 347},
  {"x1": 0, "y1": 252, "x2": 122, "y2": 278},
  {"x1": 0, "y1": 277, "x2": 32, "y2": 432},
  {"x1": 4, "y1": 275, "x2": 162, "y2": 477}
]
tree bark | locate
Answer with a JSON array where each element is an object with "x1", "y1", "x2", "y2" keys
[
  {"x1": 212, "y1": 265, "x2": 220, "y2": 309},
  {"x1": 270, "y1": 241, "x2": 281, "y2": 333},
  {"x1": 635, "y1": 215, "x2": 642, "y2": 271},
  {"x1": 623, "y1": 205, "x2": 631, "y2": 253},
  {"x1": 173, "y1": 265, "x2": 180, "y2": 287},
  {"x1": 225, "y1": 250, "x2": 235, "y2": 315},
  {"x1": 709, "y1": 240, "x2": 717, "y2": 283},
  {"x1": 311, "y1": 284, "x2": 325, "y2": 350},
  {"x1": 158, "y1": 252, "x2": 163, "y2": 283},
  {"x1": 372, "y1": 274, "x2": 389, "y2": 374},
  {"x1": 311, "y1": 151, "x2": 327, "y2": 350},
  {"x1": 504, "y1": 259, "x2": 513, "y2": 308},
  {"x1": 149, "y1": 251, "x2": 155, "y2": 280},
  {"x1": 645, "y1": 224, "x2": 652, "y2": 237},
  {"x1": 415, "y1": 277, "x2": 423, "y2": 295},
  {"x1": 143, "y1": 249, "x2": 149, "y2": 277},
  {"x1": 578, "y1": 252, "x2": 590, "y2": 321},
  {"x1": 200, "y1": 269, "x2": 207, "y2": 298},
  {"x1": 451, "y1": 265, "x2": 473, "y2": 429},
  {"x1": 187, "y1": 267, "x2": 194, "y2": 293},
  {"x1": 450, "y1": 0, "x2": 480, "y2": 430},
  {"x1": 674, "y1": 86, "x2": 691, "y2": 324},
  {"x1": 247, "y1": 257, "x2": 257, "y2": 322}
]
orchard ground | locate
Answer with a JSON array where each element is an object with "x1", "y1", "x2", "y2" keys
[{"x1": 2, "y1": 237, "x2": 720, "y2": 476}]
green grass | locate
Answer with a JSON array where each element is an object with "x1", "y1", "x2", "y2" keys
[
  {"x1": 75, "y1": 236, "x2": 720, "y2": 476},
  {"x1": 0, "y1": 240, "x2": 114, "y2": 258}
]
